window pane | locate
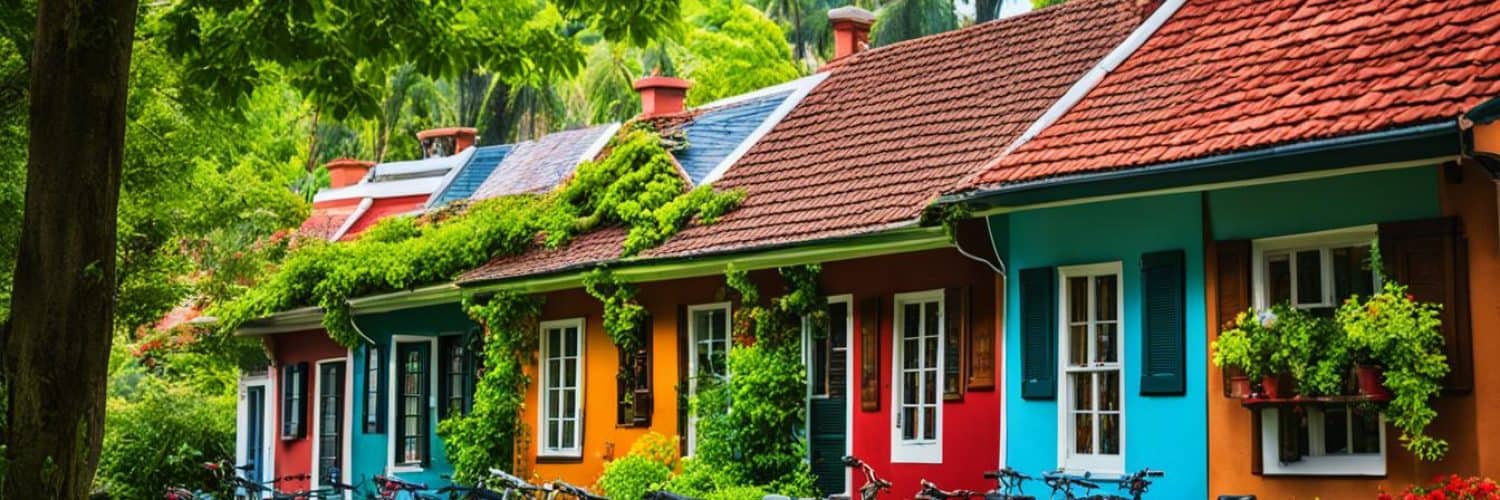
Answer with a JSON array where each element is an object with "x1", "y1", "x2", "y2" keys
[
  {"x1": 923, "y1": 371, "x2": 936, "y2": 403},
  {"x1": 903, "y1": 339, "x2": 919, "y2": 369},
  {"x1": 924, "y1": 302, "x2": 940, "y2": 339},
  {"x1": 1323, "y1": 407, "x2": 1350, "y2": 454},
  {"x1": 1268, "y1": 256, "x2": 1292, "y2": 305},
  {"x1": 1332, "y1": 245, "x2": 1376, "y2": 301},
  {"x1": 548, "y1": 330, "x2": 562, "y2": 359},
  {"x1": 1295, "y1": 250, "x2": 1322, "y2": 305},
  {"x1": 1068, "y1": 277, "x2": 1088, "y2": 322},
  {"x1": 1069, "y1": 326, "x2": 1088, "y2": 367},
  {"x1": 1099, "y1": 371, "x2": 1119, "y2": 411},
  {"x1": 1352, "y1": 408, "x2": 1381, "y2": 454},
  {"x1": 1095, "y1": 323, "x2": 1117, "y2": 364},
  {"x1": 922, "y1": 406, "x2": 936, "y2": 440},
  {"x1": 903, "y1": 303, "x2": 920, "y2": 339},
  {"x1": 1074, "y1": 414, "x2": 1093, "y2": 454},
  {"x1": 903, "y1": 372, "x2": 918, "y2": 404},
  {"x1": 565, "y1": 359, "x2": 577, "y2": 387},
  {"x1": 902, "y1": 407, "x2": 917, "y2": 440},
  {"x1": 712, "y1": 310, "x2": 728, "y2": 340},
  {"x1": 566, "y1": 328, "x2": 579, "y2": 357},
  {"x1": 1099, "y1": 413, "x2": 1120, "y2": 455},
  {"x1": 1072, "y1": 373, "x2": 1092, "y2": 411},
  {"x1": 1095, "y1": 275, "x2": 1117, "y2": 321},
  {"x1": 923, "y1": 333, "x2": 938, "y2": 368}
]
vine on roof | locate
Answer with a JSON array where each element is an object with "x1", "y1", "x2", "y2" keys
[
  {"x1": 437, "y1": 292, "x2": 543, "y2": 482},
  {"x1": 211, "y1": 128, "x2": 744, "y2": 347}
]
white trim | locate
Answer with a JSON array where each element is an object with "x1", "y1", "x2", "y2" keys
[
  {"x1": 348, "y1": 283, "x2": 462, "y2": 314},
  {"x1": 699, "y1": 73, "x2": 830, "y2": 185},
  {"x1": 387, "y1": 336, "x2": 439, "y2": 474},
  {"x1": 996, "y1": 271, "x2": 1008, "y2": 470},
  {"x1": 313, "y1": 176, "x2": 446, "y2": 203},
  {"x1": 981, "y1": 0, "x2": 1185, "y2": 168},
  {"x1": 685, "y1": 302, "x2": 733, "y2": 457},
  {"x1": 310, "y1": 357, "x2": 351, "y2": 495},
  {"x1": 890, "y1": 289, "x2": 945, "y2": 464},
  {"x1": 536, "y1": 318, "x2": 587, "y2": 459},
  {"x1": 1056, "y1": 262, "x2": 1125, "y2": 475},
  {"x1": 424, "y1": 146, "x2": 484, "y2": 208},
  {"x1": 1258, "y1": 407, "x2": 1387, "y2": 476},
  {"x1": 1250, "y1": 225, "x2": 1379, "y2": 310},
  {"x1": 577, "y1": 123, "x2": 622, "y2": 165},
  {"x1": 236, "y1": 374, "x2": 275, "y2": 498},
  {"x1": 329, "y1": 198, "x2": 374, "y2": 242}
]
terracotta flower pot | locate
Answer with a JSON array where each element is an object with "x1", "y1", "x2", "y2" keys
[
  {"x1": 1260, "y1": 375, "x2": 1285, "y2": 399},
  {"x1": 1228, "y1": 376, "x2": 1252, "y2": 399},
  {"x1": 1356, "y1": 364, "x2": 1392, "y2": 398}
]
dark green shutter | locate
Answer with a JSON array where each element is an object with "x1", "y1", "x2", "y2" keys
[
  {"x1": 676, "y1": 304, "x2": 689, "y2": 456},
  {"x1": 1140, "y1": 249, "x2": 1186, "y2": 395},
  {"x1": 1019, "y1": 267, "x2": 1056, "y2": 400}
]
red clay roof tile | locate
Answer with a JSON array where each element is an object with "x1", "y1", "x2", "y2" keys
[{"x1": 967, "y1": 0, "x2": 1500, "y2": 190}]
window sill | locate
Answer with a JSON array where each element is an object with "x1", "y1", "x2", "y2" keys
[
  {"x1": 536, "y1": 454, "x2": 584, "y2": 464},
  {"x1": 388, "y1": 464, "x2": 425, "y2": 474}
]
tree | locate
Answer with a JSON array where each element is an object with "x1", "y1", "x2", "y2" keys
[
  {"x1": 3, "y1": 0, "x2": 140, "y2": 498},
  {"x1": 682, "y1": 0, "x2": 804, "y2": 106},
  {"x1": 1032, "y1": 0, "x2": 1064, "y2": 8},
  {"x1": 870, "y1": 0, "x2": 959, "y2": 47}
]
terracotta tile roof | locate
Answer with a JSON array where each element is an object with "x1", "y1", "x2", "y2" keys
[
  {"x1": 967, "y1": 0, "x2": 1500, "y2": 189},
  {"x1": 458, "y1": 0, "x2": 1144, "y2": 282},
  {"x1": 298, "y1": 199, "x2": 362, "y2": 241}
]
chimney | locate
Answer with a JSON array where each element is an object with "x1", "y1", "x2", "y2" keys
[
  {"x1": 828, "y1": 6, "x2": 875, "y2": 60},
  {"x1": 325, "y1": 158, "x2": 375, "y2": 189},
  {"x1": 633, "y1": 76, "x2": 692, "y2": 117},
  {"x1": 416, "y1": 127, "x2": 478, "y2": 158}
]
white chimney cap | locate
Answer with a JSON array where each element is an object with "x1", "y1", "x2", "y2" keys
[{"x1": 828, "y1": 6, "x2": 876, "y2": 25}]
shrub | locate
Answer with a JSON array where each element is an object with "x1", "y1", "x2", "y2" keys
[
  {"x1": 596, "y1": 455, "x2": 672, "y2": 500},
  {"x1": 95, "y1": 377, "x2": 235, "y2": 498},
  {"x1": 1379, "y1": 474, "x2": 1498, "y2": 499},
  {"x1": 627, "y1": 431, "x2": 680, "y2": 470}
]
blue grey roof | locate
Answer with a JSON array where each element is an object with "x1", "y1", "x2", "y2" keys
[
  {"x1": 471, "y1": 124, "x2": 618, "y2": 200},
  {"x1": 674, "y1": 90, "x2": 794, "y2": 185},
  {"x1": 427, "y1": 144, "x2": 515, "y2": 208}
]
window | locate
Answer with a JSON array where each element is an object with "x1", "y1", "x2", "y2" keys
[
  {"x1": 314, "y1": 360, "x2": 345, "y2": 488},
  {"x1": 440, "y1": 335, "x2": 476, "y2": 418},
  {"x1": 1254, "y1": 226, "x2": 1385, "y2": 475},
  {"x1": 364, "y1": 346, "x2": 382, "y2": 433},
  {"x1": 281, "y1": 362, "x2": 307, "y2": 440},
  {"x1": 394, "y1": 341, "x2": 430, "y2": 467},
  {"x1": 1059, "y1": 263, "x2": 1123, "y2": 473},
  {"x1": 891, "y1": 290, "x2": 943, "y2": 463},
  {"x1": 809, "y1": 301, "x2": 850, "y2": 398},
  {"x1": 686, "y1": 303, "x2": 730, "y2": 456},
  {"x1": 539, "y1": 319, "x2": 585, "y2": 458}
]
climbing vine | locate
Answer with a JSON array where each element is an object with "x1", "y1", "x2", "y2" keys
[
  {"x1": 665, "y1": 264, "x2": 825, "y2": 497},
  {"x1": 437, "y1": 292, "x2": 543, "y2": 482},
  {"x1": 212, "y1": 127, "x2": 744, "y2": 347}
]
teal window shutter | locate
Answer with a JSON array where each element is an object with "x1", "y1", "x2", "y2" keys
[
  {"x1": 1019, "y1": 267, "x2": 1056, "y2": 400},
  {"x1": 1140, "y1": 249, "x2": 1186, "y2": 395}
]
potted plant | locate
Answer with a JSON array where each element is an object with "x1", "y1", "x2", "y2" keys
[
  {"x1": 1213, "y1": 308, "x2": 1281, "y2": 398},
  {"x1": 1273, "y1": 306, "x2": 1349, "y2": 397},
  {"x1": 1337, "y1": 278, "x2": 1450, "y2": 461}
]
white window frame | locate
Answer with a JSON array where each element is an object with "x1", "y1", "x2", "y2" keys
[
  {"x1": 237, "y1": 372, "x2": 276, "y2": 499},
  {"x1": 685, "y1": 302, "x2": 732, "y2": 457},
  {"x1": 802, "y1": 294, "x2": 855, "y2": 495},
  {"x1": 310, "y1": 356, "x2": 352, "y2": 496},
  {"x1": 1252, "y1": 225, "x2": 1387, "y2": 476},
  {"x1": 1056, "y1": 262, "x2": 1125, "y2": 475},
  {"x1": 386, "y1": 336, "x2": 438, "y2": 474},
  {"x1": 537, "y1": 318, "x2": 587, "y2": 459},
  {"x1": 890, "y1": 290, "x2": 944, "y2": 464}
]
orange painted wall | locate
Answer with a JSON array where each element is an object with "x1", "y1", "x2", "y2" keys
[
  {"x1": 515, "y1": 248, "x2": 1004, "y2": 494},
  {"x1": 1206, "y1": 162, "x2": 1499, "y2": 498}
]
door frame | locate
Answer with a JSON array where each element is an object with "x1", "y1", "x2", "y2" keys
[
  {"x1": 237, "y1": 373, "x2": 275, "y2": 498},
  {"x1": 310, "y1": 356, "x2": 352, "y2": 495}
]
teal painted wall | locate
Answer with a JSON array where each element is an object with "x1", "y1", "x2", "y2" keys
[
  {"x1": 1208, "y1": 166, "x2": 1440, "y2": 240},
  {"x1": 994, "y1": 192, "x2": 1207, "y2": 499},
  {"x1": 348, "y1": 302, "x2": 479, "y2": 490}
]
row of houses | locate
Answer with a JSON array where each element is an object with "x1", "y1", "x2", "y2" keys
[{"x1": 222, "y1": 0, "x2": 1500, "y2": 497}]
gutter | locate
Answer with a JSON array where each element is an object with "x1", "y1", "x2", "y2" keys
[
  {"x1": 944, "y1": 121, "x2": 1458, "y2": 211},
  {"x1": 347, "y1": 283, "x2": 463, "y2": 314},
  {"x1": 234, "y1": 306, "x2": 324, "y2": 337}
]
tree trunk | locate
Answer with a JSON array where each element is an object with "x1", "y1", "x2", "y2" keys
[{"x1": 3, "y1": 0, "x2": 138, "y2": 497}]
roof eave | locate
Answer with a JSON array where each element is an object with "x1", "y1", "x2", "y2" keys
[
  {"x1": 943, "y1": 120, "x2": 1460, "y2": 213},
  {"x1": 234, "y1": 306, "x2": 324, "y2": 337}
]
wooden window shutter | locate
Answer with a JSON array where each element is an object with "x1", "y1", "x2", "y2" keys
[
  {"x1": 1215, "y1": 240, "x2": 1252, "y2": 397},
  {"x1": 1019, "y1": 267, "x2": 1057, "y2": 400},
  {"x1": 1140, "y1": 250, "x2": 1187, "y2": 395},
  {"x1": 676, "y1": 304, "x2": 690, "y2": 455},
  {"x1": 619, "y1": 314, "x2": 653, "y2": 427},
  {"x1": 943, "y1": 287, "x2": 967, "y2": 401},
  {"x1": 859, "y1": 297, "x2": 881, "y2": 412},
  {"x1": 1379, "y1": 216, "x2": 1472, "y2": 392}
]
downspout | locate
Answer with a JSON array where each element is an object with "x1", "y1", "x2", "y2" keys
[
  {"x1": 348, "y1": 314, "x2": 378, "y2": 346},
  {"x1": 948, "y1": 217, "x2": 1009, "y2": 467}
]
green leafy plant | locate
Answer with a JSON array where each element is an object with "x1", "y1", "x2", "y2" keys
[
  {"x1": 1338, "y1": 279, "x2": 1449, "y2": 461},
  {"x1": 597, "y1": 454, "x2": 673, "y2": 500},
  {"x1": 438, "y1": 292, "x2": 543, "y2": 482},
  {"x1": 1212, "y1": 308, "x2": 1281, "y2": 381},
  {"x1": 1269, "y1": 306, "x2": 1347, "y2": 396}
]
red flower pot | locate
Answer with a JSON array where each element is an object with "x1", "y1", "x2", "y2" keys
[
  {"x1": 1260, "y1": 375, "x2": 1284, "y2": 399},
  {"x1": 1228, "y1": 376, "x2": 1252, "y2": 399},
  {"x1": 1356, "y1": 364, "x2": 1392, "y2": 398}
]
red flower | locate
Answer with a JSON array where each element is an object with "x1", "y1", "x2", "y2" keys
[{"x1": 1406, "y1": 293, "x2": 1417, "y2": 302}]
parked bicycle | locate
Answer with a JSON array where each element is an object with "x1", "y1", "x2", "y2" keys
[
  {"x1": 1041, "y1": 470, "x2": 1102, "y2": 500},
  {"x1": 165, "y1": 461, "x2": 309, "y2": 499},
  {"x1": 1092, "y1": 469, "x2": 1164, "y2": 500},
  {"x1": 915, "y1": 479, "x2": 978, "y2": 499},
  {"x1": 545, "y1": 479, "x2": 607, "y2": 500},
  {"x1": 374, "y1": 474, "x2": 442, "y2": 500},
  {"x1": 1040, "y1": 468, "x2": 1164, "y2": 500},
  {"x1": 982, "y1": 468, "x2": 1034, "y2": 500}
]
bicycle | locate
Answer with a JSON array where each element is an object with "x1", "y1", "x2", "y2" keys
[
  {"x1": 545, "y1": 479, "x2": 607, "y2": 500},
  {"x1": 1089, "y1": 469, "x2": 1163, "y2": 500},
  {"x1": 841, "y1": 455, "x2": 891, "y2": 500},
  {"x1": 374, "y1": 474, "x2": 443, "y2": 500},
  {"x1": 166, "y1": 461, "x2": 307, "y2": 499},
  {"x1": 1040, "y1": 470, "x2": 1102, "y2": 500},
  {"x1": 981, "y1": 468, "x2": 1035, "y2": 500},
  {"x1": 915, "y1": 479, "x2": 978, "y2": 499}
]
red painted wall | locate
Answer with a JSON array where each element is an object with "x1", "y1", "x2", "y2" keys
[
  {"x1": 267, "y1": 329, "x2": 349, "y2": 491},
  {"x1": 822, "y1": 247, "x2": 1004, "y2": 498},
  {"x1": 340, "y1": 195, "x2": 429, "y2": 240}
]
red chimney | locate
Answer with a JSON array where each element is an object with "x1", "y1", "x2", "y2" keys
[
  {"x1": 828, "y1": 6, "x2": 875, "y2": 60},
  {"x1": 325, "y1": 158, "x2": 375, "y2": 189},
  {"x1": 633, "y1": 76, "x2": 692, "y2": 117},
  {"x1": 416, "y1": 127, "x2": 478, "y2": 158}
]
